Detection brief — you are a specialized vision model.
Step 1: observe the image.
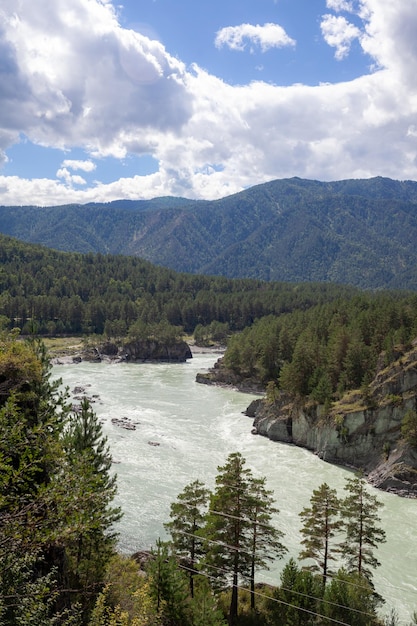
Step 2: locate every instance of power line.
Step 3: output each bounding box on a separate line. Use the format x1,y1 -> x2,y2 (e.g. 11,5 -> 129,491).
176,561 -> 360,626
168,525 -> 417,604
162,494 -> 416,601
175,549 -> 380,621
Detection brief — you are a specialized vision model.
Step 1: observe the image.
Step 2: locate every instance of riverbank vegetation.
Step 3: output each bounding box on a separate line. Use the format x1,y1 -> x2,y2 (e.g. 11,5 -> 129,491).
222,293 -> 417,403
1,331 -> 415,625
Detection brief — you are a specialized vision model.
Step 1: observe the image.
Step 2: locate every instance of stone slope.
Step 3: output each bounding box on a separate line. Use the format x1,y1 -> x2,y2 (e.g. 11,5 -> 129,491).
250,342 -> 417,497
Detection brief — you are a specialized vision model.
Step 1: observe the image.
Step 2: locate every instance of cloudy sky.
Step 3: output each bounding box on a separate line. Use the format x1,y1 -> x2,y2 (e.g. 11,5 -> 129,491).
1,0 -> 417,206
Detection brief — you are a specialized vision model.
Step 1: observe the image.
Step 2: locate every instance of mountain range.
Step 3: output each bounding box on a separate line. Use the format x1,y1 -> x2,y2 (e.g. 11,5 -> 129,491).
1,176 -> 417,290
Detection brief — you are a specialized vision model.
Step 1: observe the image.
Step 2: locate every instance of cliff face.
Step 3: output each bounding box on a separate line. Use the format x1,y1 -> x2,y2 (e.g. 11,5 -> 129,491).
249,343 -> 417,497
82,339 -> 192,363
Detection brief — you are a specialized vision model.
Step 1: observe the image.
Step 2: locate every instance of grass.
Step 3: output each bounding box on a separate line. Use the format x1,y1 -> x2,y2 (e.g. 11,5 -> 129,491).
42,336 -> 84,357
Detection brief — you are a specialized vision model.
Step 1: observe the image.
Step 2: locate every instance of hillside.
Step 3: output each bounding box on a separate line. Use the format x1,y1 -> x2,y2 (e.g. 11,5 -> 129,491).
1,176 -> 417,289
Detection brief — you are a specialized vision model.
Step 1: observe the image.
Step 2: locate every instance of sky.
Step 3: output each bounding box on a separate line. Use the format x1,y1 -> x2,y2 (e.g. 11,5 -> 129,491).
1,0 -> 417,206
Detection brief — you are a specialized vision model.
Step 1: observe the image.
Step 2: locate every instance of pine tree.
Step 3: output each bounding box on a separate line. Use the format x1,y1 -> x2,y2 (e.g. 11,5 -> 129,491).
247,477 -> 287,609
201,452 -> 285,624
322,568 -> 381,626
339,474 -> 386,582
202,452 -> 254,624
62,397 -> 122,606
164,479 -> 210,597
190,577 -> 227,626
299,482 -> 342,588
269,558 -> 321,626
146,539 -> 191,626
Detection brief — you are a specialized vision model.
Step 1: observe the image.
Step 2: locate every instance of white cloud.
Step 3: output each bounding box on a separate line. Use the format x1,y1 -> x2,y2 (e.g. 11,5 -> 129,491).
321,15 -> 361,60
326,0 -> 354,12
56,167 -> 86,185
61,159 -> 96,172
215,23 -> 295,53
0,0 -> 416,205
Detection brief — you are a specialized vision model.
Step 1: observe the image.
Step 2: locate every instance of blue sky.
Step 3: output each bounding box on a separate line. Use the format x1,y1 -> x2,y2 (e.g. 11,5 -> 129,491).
0,0 -> 417,205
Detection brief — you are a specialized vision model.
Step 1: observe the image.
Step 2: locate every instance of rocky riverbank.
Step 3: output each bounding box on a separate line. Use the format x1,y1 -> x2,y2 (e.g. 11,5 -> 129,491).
51,337 -> 192,364
197,345 -> 417,497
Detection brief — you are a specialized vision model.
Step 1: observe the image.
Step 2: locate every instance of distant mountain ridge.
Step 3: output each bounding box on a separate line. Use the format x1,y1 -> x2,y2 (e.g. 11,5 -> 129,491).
1,176 -> 417,290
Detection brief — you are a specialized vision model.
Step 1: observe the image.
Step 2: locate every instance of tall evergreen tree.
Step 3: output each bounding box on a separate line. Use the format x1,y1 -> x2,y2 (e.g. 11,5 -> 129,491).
202,452 -> 285,624
62,397 -> 122,607
146,539 -> 191,626
202,452 -> 254,625
247,477 -> 287,610
339,474 -> 386,582
298,482 -> 342,588
164,479 -> 210,597
0,334 -> 122,623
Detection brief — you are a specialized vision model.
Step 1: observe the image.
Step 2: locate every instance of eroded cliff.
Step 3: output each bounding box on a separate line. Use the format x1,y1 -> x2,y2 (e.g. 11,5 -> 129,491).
249,342 -> 417,496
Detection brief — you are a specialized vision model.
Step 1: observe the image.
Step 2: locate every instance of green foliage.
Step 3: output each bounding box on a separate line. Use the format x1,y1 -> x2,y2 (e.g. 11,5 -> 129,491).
189,577 -> 227,626
201,452 -> 286,622
339,474 -> 386,582
3,177 -> 417,289
88,553 -> 166,626
0,232 -> 361,339
299,483 -> 342,588
223,292 -> 417,399
267,558 -> 322,626
164,480 -> 210,597
0,333 -> 121,624
146,540 -> 191,626
201,452 -> 254,623
322,569 -> 381,626
401,409 -> 417,447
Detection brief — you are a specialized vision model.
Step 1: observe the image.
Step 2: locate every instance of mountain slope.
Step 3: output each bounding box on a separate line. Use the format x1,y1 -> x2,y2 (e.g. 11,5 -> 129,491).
1,176 -> 417,289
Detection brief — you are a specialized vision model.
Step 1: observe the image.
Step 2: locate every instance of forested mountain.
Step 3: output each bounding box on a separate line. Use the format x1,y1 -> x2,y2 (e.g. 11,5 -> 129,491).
2,176 -> 417,289
0,233 -> 358,336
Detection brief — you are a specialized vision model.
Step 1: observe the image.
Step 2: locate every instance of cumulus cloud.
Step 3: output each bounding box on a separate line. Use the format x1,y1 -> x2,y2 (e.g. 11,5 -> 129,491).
61,159 -> 96,172
326,0 -> 354,11
321,14 -> 361,60
56,167 -> 87,185
215,23 -> 295,53
0,0 -> 416,205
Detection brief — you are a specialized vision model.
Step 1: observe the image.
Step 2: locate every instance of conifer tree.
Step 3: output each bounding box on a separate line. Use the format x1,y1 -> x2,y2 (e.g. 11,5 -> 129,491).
202,452 -> 254,624
62,397 -> 122,605
146,539 -> 191,626
189,577 -> 227,626
202,452 -> 285,624
269,558 -> 321,626
298,482 -> 342,588
164,479 -> 210,597
322,568 -> 381,626
339,474 -> 386,582
247,477 -> 287,609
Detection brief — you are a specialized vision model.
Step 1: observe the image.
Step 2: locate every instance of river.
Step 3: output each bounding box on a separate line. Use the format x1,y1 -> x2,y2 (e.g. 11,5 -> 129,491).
53,351 -> 417,623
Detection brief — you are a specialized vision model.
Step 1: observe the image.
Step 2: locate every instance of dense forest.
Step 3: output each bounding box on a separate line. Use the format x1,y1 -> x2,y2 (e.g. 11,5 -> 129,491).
2,233 -> 417,405
222,292 -> 417,402
0,232 -> 358,337
1,332 -> 415,625
2,177 -> 417,289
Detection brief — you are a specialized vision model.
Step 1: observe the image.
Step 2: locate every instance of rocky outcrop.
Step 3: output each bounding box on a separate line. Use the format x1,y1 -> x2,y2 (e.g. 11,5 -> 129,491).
196,357 -> 264,393
248,343 -> 417,497
81,339 -> 192,363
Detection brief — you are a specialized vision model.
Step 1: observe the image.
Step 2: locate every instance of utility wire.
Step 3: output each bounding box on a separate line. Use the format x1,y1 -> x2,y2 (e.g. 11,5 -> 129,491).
174,545 -> 380,621
165,498 -> 416,599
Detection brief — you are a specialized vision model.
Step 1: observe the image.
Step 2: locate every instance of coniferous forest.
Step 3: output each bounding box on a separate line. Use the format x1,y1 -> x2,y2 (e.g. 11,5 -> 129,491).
1,232 -> 417,624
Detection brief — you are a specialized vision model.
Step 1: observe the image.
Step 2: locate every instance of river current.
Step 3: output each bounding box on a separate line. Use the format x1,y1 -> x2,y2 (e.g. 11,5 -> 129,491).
53,351 -> 417,623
